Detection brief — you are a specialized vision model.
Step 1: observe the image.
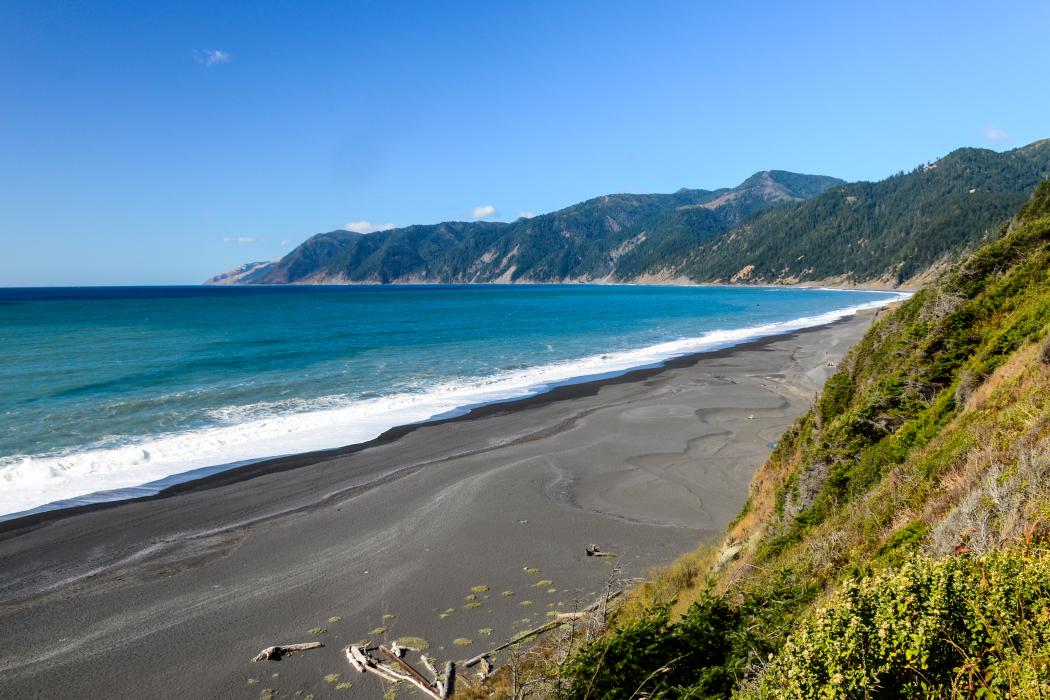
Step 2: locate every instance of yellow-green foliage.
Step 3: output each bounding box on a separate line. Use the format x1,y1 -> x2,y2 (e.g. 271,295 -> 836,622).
749,547 -> 1050,699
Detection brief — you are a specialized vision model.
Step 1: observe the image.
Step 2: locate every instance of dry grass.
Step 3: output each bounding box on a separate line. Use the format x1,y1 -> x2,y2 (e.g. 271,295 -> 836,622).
613,546 -> 717,621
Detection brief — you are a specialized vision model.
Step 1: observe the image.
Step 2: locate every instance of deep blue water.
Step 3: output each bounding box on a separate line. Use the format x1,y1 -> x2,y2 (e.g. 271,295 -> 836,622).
0,284 -> 903,517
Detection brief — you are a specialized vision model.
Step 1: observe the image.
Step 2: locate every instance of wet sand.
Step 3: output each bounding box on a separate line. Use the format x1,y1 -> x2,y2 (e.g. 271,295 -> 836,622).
0,311 -> 874,699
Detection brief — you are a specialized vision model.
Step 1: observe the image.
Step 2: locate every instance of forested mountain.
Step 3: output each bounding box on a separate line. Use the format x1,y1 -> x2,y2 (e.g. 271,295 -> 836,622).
661,139 -> 1050,285
208,141 -> 1050,287
206,171 -> 842,284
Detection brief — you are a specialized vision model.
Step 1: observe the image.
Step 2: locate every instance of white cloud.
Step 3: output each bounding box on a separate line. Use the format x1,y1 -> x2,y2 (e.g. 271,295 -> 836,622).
982,126 -> 1010,142
223,236 -> 256,244
344,220 -> 397,234
195,49 -> 230,66
280,239 -> 291,246
516,210 -> 536,219
470,204 -> 497,220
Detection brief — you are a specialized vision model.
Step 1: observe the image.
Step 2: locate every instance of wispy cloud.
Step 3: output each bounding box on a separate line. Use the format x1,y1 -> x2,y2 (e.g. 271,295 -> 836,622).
223,236 -> 256,244
280,239 -> 291,246
470,204 -> 497,220
982,126 -> 1010,142
195,49 -> 230,66
344,220 -> 396,234
516,210 -> 535,219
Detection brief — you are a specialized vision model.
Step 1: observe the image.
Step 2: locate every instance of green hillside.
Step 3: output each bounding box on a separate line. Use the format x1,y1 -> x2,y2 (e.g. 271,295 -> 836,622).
634,140 -> 1050,285
207,171 -> 843,284
496,181 -> 1050,698
210,142 -> 1050,288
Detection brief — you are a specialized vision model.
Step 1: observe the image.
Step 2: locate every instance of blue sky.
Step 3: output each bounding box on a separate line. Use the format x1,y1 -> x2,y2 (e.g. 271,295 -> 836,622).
1,1 -> 1047,286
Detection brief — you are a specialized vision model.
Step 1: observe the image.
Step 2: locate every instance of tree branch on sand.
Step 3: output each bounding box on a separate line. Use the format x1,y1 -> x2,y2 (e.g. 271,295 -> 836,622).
251,642 -> 323,662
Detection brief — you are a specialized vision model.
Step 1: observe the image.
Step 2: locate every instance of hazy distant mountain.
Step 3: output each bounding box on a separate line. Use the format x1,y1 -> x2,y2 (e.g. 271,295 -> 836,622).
205,171 -> 843,285
207,141 -> 1050,287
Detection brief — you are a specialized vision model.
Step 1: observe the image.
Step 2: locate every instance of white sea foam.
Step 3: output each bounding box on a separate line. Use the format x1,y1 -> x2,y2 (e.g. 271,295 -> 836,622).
0,292 -> 909,518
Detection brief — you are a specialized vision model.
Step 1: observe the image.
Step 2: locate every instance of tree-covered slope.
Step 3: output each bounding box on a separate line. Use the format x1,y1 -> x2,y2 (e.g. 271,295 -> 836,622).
661,140 -> 1050,286
209,141 -> 1050,289
206,171 -> 842,284
543,180 -> 1050,698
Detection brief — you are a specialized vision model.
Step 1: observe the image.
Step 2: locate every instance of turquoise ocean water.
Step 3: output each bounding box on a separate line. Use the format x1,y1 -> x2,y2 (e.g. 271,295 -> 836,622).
0,285 -> 904,519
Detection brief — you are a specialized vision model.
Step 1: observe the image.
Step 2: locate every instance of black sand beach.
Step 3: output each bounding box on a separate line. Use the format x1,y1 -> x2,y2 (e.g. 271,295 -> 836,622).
0,312 -> 874,699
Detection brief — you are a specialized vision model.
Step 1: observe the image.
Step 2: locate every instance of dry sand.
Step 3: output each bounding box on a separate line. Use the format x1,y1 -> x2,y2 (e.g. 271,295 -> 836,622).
0,311 -> 875,699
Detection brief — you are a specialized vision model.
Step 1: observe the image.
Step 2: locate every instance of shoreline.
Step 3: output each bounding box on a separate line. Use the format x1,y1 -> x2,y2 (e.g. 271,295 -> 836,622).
1,307 -> 887,536
2,292 -> 905,526
0,310 -> 876,698
201,279 -> 913,292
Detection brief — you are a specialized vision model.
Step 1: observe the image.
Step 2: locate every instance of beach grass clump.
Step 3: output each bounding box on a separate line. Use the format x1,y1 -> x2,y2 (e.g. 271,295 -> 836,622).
464,593 -> 477,601
308,627 -> 326,636
335,682 -> 353,690
370,626 -> 387,635
501,590 -> 515,597
464,602 -> 481,609
547,588 -> 557,594
478,628 -> 494,636
259,689 -> 274,700
452,637 -> 472,646
470,585 -> 490,593
519,600 -> 533,606
323,673 -> 341,683
395,636 -> 430,651
532,579 -> 553,587
247,678 -> 258,685
382,613 -> 396,621
327,616 -> 341,623
524,566 -> 540,574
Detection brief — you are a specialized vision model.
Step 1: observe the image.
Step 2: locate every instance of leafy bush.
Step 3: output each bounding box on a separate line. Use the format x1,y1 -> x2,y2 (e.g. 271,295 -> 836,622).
748,547 -> 1050,699
560,594 -> 739,699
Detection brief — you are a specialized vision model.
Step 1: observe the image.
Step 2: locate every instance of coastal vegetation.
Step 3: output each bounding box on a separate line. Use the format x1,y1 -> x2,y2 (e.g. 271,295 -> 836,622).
472,180 -> 1050,697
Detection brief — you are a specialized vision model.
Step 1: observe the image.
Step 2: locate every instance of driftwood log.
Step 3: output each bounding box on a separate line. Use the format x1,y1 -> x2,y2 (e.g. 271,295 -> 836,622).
251,642 -> 323,662
464,589 -> 623,667
345,644 -> 454,699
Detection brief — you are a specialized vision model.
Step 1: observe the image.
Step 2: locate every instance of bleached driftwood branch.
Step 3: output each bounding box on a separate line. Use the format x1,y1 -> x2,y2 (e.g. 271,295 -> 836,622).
251,642 -> 323,662
463,589 -> 623,667
345,644 -> 454,699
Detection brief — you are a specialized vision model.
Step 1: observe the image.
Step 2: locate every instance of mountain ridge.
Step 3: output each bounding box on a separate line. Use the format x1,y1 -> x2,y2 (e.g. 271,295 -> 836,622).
208,140 -> 1050,288
205,170 -> 843,285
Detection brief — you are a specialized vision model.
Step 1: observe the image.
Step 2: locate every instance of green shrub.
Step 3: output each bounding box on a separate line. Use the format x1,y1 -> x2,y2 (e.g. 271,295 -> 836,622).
561,594 -> 738,699
748,547 -> 1050,699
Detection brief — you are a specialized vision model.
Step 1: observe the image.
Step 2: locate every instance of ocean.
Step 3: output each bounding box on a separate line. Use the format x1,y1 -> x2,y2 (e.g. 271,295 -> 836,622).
0,284 -> 905,519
